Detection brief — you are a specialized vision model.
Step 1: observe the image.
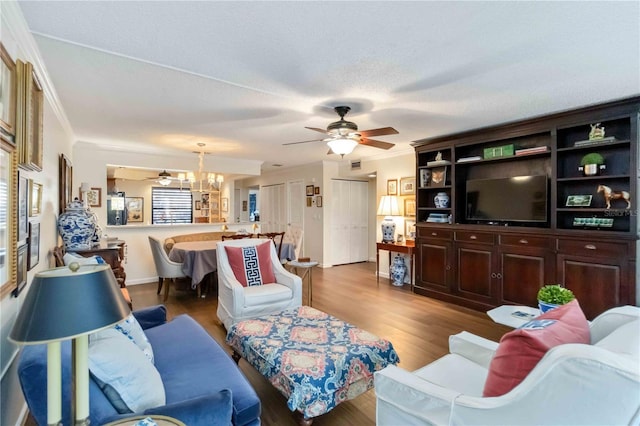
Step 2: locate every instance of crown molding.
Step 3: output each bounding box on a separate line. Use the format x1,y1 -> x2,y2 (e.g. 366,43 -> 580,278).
2,1 -> 75,140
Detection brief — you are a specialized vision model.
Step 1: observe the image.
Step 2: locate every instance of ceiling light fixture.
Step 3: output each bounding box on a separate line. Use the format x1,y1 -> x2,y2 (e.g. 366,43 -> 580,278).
156,170 -> 173,186
177,143 -> 224,192
326,137 -> 358,157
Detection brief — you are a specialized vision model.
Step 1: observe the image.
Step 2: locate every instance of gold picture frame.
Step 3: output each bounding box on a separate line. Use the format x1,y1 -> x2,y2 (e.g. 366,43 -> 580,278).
125,197 -> 144,223
59,154 -> 72,214
29,179 -> 42,216
387,179 -> 398,195
400,176 -> 416,195
404,198 -> 416,217
16,61 -> 43,171
222,197 -> 229,212
0,42 -> 17,142
0,138 -> 17,298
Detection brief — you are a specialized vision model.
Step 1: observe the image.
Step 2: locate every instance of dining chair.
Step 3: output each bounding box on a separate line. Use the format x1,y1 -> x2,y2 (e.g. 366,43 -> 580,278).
258,232 -> 286,260
148,236 -> 187,301
221,234 -> 254,241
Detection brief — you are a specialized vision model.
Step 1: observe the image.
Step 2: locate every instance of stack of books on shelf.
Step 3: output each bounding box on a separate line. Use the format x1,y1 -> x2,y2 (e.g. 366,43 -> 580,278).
457,156 -> 482,163
426,213 -> 449,223
515,146 -> 549,156
574,136 -> 618,147
426,159 -> 452,167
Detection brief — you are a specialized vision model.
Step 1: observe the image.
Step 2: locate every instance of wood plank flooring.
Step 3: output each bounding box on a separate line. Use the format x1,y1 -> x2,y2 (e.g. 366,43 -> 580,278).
127,262 -> 510,426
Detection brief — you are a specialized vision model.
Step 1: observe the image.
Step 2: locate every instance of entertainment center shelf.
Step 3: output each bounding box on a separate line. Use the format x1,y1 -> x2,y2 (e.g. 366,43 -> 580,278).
411,96 -> 639,320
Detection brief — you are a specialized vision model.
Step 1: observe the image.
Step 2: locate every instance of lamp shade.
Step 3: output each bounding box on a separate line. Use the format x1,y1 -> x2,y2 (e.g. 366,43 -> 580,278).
327,138 -> 358,156
377,195 -> 401,217
9,265 -> 130,344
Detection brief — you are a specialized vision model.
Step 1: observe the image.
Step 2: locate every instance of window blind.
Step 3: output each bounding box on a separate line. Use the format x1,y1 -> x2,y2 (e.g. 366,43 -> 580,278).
151,187 -> 192,224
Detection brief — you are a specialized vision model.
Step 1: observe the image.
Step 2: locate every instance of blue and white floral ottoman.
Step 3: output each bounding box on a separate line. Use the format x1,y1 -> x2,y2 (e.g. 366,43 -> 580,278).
226,306 -> 400,422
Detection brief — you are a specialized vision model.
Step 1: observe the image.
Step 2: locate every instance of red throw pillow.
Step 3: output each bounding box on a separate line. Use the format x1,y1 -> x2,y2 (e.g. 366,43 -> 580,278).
224,241 -> 276,287
482,299 -> 590,397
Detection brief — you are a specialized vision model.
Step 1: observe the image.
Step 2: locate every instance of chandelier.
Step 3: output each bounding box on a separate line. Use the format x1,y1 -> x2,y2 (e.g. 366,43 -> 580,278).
177,143 -> 224,192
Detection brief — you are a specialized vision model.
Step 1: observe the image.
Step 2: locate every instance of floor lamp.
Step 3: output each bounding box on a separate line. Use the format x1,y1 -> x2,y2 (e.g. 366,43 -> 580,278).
9,264 -> 130,426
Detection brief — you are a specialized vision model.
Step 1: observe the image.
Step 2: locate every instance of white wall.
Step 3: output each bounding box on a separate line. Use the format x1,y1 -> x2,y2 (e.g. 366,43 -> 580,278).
1,3 -> 76,425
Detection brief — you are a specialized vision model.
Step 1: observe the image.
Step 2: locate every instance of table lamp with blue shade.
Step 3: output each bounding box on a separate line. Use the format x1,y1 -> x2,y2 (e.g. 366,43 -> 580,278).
9,264 -> 130,426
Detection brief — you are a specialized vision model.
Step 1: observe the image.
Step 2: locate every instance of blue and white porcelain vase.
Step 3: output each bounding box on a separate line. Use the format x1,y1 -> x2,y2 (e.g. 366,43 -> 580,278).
434,192 -> 450,208
58,198 -> 97,250
390,254 -> 407,286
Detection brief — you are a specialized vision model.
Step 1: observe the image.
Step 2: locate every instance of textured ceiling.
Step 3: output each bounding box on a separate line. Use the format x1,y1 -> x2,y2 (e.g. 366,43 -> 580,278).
17,1 -> 640,172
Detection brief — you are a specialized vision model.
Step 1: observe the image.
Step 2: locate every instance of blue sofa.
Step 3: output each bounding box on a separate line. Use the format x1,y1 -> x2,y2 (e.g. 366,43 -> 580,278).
17,305 -> 261,425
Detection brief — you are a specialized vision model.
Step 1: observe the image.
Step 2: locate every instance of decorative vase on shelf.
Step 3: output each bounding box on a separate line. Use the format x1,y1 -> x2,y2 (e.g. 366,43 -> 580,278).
434,192 -> 450,208
390,254 -> 407,286
57,198 -> 97,251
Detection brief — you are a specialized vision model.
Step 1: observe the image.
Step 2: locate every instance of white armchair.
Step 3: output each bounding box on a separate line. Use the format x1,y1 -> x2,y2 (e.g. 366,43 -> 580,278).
375,306 -> 640,425
216,238 -> 302,329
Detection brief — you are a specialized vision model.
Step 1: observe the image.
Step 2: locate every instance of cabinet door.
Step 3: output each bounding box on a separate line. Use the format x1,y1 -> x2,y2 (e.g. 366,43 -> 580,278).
500,247 -> 553,307
416,238 -> 452,292
557,254 -> 628,320
455,242 -> 497,303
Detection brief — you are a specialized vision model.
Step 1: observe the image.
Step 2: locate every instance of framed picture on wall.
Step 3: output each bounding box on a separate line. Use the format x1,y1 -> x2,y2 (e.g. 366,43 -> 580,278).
29,180 -> 42,216
0,42 -> 16,141
404,198 -> 416,216
18,172 -> 28,244
387,179 -> 398,195
59,154 -> 72,214
14,244 -> 28,297
222,197 -> 229,212
400,176 -> 416,195
125,197 -> 144,222
28,221 -> 40,270
80,187 -> 102,207
306,185 -> 314,196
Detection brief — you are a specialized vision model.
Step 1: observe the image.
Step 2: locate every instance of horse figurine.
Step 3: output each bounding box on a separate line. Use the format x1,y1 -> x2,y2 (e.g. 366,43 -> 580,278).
597,184 -> 631,209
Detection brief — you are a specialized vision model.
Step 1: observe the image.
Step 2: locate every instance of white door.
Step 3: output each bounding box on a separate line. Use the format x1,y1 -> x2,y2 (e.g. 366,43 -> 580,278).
330,179 -> 368,265
261,183 -> 285,233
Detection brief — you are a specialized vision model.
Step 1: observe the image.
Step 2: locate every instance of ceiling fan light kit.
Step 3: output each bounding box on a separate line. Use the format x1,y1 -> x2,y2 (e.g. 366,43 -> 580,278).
327,138 -> 359,156
283,105 -> 398,156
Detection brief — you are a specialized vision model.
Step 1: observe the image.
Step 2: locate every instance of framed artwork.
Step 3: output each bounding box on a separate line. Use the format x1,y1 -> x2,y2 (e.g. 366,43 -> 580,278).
27,221 -> 40,270
0,139 -> 17,298
429,166 -> 447,187
16,61 -> 43,171
405,219 -> 416,239
306,185 -> 314,196
201,193 -> 210,208
404,198 -> 416,216
125,197 -> 144,222
306,197 -> 312,207
314,186 -> 320,195
400,176 -> 416,195
566,195 -> 592,207
222,197 -> 229,212
14,244 -> 27,297
316,195 -> 322,207
29,179 -> 42,216
0,42 -> 16,141
420,169 -> 431,187
242,200 -> 247,211
59,153 -> 72,214
195,200 -> 201,210
387,179 -> 398,195
18,172 -> 28,244
80,187 -> 102,207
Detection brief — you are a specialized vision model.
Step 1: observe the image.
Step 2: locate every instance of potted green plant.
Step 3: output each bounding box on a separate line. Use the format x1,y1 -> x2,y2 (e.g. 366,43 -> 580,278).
537,284 -> 575,313
579,152 -> 605,176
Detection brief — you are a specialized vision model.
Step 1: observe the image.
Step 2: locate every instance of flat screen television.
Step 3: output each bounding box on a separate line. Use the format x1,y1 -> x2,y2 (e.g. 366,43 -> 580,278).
466,175 -> 548,224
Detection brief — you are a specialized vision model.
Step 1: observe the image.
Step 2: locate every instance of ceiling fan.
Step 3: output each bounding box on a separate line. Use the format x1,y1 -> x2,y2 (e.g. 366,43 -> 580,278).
145,170 -> 180,186
283,106 -> 398,157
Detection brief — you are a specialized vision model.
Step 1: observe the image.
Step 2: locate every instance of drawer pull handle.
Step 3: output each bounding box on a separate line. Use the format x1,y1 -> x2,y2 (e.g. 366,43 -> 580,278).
469,235 -> 477,240
431,232 -> 437,236
519,239 -> 529,244
585,244 -> 597,250
491,272 -> 497,278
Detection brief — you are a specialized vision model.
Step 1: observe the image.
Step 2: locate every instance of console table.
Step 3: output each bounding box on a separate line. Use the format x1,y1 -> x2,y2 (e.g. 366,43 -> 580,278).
376,240 -> 415,287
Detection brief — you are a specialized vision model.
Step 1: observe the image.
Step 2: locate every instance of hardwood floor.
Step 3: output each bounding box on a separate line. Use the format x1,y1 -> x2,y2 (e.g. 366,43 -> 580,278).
127,262 -> 511,426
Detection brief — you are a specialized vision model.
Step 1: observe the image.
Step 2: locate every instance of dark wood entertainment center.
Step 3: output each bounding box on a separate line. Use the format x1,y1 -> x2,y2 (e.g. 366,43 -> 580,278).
412,96 -> 639,319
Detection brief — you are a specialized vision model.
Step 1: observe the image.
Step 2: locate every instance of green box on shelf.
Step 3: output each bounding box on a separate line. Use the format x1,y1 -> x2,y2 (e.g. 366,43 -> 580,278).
483,144 -> 514,159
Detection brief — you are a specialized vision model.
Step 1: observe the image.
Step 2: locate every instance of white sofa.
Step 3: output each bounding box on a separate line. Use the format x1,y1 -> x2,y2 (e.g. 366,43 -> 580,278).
375,305 -> 640,425
216,238 -> 302,330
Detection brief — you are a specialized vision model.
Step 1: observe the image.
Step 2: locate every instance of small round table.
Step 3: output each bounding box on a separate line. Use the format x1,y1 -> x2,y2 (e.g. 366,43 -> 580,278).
103,415 -> 186,426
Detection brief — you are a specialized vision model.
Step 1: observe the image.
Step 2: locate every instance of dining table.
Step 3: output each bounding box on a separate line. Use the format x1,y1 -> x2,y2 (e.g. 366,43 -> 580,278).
168,240 -> 296,290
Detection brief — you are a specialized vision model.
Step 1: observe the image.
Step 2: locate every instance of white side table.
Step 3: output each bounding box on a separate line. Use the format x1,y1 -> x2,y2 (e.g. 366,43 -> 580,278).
487,305 -> 540,328
286,260 -> 318,306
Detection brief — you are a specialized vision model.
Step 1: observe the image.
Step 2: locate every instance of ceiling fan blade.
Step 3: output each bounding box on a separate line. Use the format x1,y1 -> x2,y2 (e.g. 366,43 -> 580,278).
305,126 -> 329,134
327,148 -> 334,155
358,127 -> 399,137
282,138 -> 324,146
359,138 -> 395,150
